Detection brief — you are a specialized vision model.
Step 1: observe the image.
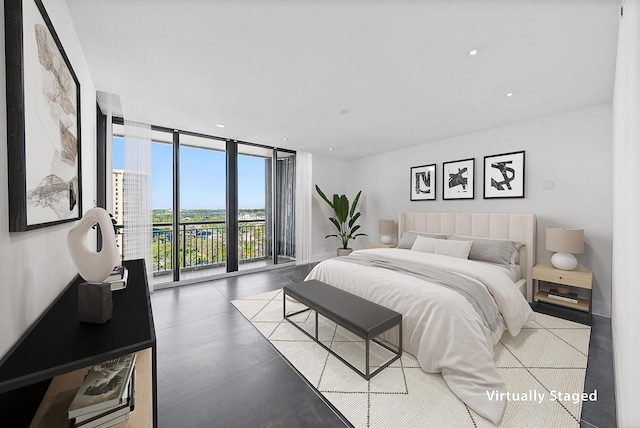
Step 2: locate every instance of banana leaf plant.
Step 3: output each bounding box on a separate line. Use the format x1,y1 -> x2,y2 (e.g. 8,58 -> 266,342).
315,185 -> 366,249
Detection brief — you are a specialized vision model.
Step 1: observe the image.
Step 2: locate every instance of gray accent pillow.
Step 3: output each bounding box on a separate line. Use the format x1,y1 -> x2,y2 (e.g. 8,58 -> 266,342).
448,235 -> 523,267
398,231 -> 447,249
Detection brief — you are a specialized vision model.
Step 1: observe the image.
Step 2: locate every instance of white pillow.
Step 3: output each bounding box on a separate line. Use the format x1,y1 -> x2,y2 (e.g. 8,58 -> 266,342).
410,235 -> 439,253
397,231 -> 447,249
411,236 -> 473,259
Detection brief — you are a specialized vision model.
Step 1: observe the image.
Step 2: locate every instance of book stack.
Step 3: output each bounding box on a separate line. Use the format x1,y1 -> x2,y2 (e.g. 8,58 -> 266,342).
68,353 -> 136,428
107,265 -> 128,291
547,288 -> 579,304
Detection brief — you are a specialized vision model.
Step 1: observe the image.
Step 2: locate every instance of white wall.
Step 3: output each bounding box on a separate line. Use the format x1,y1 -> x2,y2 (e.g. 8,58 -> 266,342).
325,104 -> 612,316
612,1 -> 640,426
0,0 -> 96,358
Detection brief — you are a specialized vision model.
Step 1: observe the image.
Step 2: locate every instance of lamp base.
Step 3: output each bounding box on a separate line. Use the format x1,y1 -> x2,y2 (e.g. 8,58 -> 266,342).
380,235 -> 392,244
78,282 -> 112,324
551,252 -> 578,271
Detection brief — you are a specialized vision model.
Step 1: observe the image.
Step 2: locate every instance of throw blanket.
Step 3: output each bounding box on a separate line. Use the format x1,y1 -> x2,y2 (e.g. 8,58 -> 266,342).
334,252 -> 503,333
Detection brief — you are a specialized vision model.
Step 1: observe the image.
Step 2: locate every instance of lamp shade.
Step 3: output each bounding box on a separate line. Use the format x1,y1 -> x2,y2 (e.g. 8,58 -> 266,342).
546,228 -> 584,254
378,219 -> 395,235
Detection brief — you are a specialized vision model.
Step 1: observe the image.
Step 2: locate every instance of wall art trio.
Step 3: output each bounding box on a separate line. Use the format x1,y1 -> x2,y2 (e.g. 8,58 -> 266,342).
410,151 -> 525,201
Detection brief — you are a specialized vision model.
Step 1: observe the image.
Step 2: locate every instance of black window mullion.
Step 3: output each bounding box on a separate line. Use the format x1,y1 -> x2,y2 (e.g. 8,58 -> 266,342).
226,140 -> 238,272
172,131 -> 180,282
271,149 -> 278,265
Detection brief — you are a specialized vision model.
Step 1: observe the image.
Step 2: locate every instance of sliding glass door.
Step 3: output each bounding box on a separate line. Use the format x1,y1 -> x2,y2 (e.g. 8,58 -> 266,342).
179,134 -> 227,280
110,120 -> 295,286
237,144 -> 273,271
149,133 -> 174,286
112,124 -> 175,285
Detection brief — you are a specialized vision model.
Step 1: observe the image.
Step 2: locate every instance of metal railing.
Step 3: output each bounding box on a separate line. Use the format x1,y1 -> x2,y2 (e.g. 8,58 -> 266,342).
117,220 -> 267,273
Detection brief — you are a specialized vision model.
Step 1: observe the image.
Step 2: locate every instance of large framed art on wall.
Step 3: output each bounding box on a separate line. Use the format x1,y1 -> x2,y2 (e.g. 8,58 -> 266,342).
410,164 -> 436,201
443,158 -> 474,200
483,151 -> 525,199
5,0 -> 82,231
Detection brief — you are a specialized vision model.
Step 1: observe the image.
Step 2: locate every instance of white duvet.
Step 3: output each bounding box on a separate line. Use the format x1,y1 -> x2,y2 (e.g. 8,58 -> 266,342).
305,248 -> 535,424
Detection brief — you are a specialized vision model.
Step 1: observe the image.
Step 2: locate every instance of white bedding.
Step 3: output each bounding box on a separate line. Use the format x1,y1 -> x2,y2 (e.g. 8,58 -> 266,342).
476,260 -> 522,283
305,248 -> 535,423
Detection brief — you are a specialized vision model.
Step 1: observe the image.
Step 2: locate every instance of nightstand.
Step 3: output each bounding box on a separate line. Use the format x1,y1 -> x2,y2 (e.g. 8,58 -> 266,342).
533,263 -> 593,322
370,243 -> 397,248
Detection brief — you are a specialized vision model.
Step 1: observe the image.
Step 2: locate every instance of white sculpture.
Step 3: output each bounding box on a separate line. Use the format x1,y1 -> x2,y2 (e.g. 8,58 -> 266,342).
67,207 -> 119,284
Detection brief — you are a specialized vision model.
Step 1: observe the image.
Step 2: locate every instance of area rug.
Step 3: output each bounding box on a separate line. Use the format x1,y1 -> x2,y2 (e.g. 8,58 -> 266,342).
231,289 -> 591,427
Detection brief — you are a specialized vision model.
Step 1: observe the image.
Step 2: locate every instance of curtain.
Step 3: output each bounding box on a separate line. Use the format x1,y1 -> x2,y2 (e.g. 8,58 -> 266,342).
265,153 -> 296,260
276,155 -> 296,258
295,151 -> 312,265
612,1 -> 640,426
123,120 -> 153,291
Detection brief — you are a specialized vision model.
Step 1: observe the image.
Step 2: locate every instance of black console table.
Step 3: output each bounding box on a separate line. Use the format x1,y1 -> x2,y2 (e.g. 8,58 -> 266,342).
0,259 -> 157,427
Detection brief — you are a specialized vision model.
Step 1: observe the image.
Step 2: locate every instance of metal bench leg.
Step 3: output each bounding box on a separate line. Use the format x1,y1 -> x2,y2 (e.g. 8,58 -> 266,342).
366,338 -> 370,379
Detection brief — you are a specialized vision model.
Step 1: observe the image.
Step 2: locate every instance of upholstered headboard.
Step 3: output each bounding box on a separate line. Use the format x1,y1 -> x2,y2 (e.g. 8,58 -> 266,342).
398,212 -> 537,302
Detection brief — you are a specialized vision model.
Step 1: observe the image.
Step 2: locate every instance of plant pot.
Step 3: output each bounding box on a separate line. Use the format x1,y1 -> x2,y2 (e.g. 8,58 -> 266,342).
337,248 -> 353,257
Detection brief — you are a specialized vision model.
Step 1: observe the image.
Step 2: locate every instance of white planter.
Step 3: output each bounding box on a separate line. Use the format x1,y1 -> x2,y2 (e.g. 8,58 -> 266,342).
337,248 -> 353,257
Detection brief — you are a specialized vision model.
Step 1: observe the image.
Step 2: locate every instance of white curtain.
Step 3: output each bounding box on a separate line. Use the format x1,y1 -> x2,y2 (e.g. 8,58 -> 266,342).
295,151 -> 312,265
612,1 -> 640,426
123,121 -> 153,291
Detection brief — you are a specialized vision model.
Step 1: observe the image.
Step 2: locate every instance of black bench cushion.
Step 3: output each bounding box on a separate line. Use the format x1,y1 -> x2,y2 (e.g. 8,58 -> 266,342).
284,280 -> 402,339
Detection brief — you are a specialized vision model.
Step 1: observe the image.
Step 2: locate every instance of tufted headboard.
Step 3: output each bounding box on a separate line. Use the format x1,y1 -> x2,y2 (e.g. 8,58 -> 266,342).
398,212 -> 537,302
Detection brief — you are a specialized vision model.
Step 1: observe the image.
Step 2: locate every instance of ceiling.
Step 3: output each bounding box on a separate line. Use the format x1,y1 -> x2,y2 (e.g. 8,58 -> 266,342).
66,0 -> 620,160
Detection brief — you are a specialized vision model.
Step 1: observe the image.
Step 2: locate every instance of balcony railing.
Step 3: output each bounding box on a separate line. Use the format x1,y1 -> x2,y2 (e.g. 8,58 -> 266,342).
116,220 -> 267,274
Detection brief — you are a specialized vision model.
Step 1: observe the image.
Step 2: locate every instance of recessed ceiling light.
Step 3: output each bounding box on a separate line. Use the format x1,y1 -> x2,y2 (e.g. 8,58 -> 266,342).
338,109 -> 350,115
468,49 -> 478,56
282,138 -> 288,141
506,92 -> 513,97
329,148 -> 334,151
216,123 -> 225,128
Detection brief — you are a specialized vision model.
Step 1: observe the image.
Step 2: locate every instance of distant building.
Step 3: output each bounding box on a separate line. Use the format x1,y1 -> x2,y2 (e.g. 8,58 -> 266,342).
112,170 -> 124,256
112,170 -> 124,226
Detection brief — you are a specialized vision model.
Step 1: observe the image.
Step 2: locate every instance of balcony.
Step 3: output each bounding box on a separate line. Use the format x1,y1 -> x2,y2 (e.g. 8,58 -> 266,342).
116,219 -> 286,286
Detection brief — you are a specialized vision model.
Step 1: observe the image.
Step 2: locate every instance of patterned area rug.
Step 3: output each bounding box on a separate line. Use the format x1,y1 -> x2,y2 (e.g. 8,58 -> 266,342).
232,289 -> 591,427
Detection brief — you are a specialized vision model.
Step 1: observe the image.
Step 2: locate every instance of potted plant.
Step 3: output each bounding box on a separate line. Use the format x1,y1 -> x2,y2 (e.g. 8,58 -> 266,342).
315,185 -> 366,256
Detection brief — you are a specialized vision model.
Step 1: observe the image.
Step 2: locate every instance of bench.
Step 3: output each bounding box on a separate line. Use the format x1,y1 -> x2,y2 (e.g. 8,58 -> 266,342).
283,280 -> 402,380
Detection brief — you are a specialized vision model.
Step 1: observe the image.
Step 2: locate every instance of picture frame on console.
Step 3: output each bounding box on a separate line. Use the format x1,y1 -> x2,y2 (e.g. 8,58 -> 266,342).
483,150 -> 525,199
442,158 -> 475,200
5,0 -> 82,231
410,164 -> 436,201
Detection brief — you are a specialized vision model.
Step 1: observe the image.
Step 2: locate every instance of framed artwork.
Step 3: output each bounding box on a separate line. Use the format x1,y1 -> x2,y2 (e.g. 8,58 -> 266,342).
5,0 -> 82,231
410,164 -> 436,201
443,158 -> 474,200
483,151 -> 525,199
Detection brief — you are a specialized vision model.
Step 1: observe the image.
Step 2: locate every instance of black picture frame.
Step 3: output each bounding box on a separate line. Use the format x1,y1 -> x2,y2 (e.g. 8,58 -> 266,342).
483,151 -> 525,199
442,158 -> 475,200
5,0 -> 82,231
410,164 -> 436,201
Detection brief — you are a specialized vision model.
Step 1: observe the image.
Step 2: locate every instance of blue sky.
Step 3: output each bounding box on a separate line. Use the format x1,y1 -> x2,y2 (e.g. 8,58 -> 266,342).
113,138 -> 266,209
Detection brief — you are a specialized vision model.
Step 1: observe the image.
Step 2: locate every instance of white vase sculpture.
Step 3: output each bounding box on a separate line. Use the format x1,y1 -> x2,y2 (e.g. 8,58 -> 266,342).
67,207 -> 119,284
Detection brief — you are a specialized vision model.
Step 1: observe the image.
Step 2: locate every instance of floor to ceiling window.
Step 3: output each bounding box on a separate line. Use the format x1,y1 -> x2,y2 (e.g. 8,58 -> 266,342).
109,118 -> 295,287
113,124 -> 175,285
178,134 -> 227,280
237,144 -> 273,271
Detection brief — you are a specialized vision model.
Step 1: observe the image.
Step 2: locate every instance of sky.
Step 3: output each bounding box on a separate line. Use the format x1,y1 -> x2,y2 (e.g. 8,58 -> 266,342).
113,138 -> 266,209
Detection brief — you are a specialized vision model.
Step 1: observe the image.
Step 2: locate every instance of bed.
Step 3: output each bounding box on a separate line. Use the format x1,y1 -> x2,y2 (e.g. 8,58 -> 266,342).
305,212 -> 537,424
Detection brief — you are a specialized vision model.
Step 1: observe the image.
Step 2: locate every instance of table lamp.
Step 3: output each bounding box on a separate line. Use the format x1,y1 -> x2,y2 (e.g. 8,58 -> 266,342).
546,227 -> 584,271
378,219 -> 395,244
